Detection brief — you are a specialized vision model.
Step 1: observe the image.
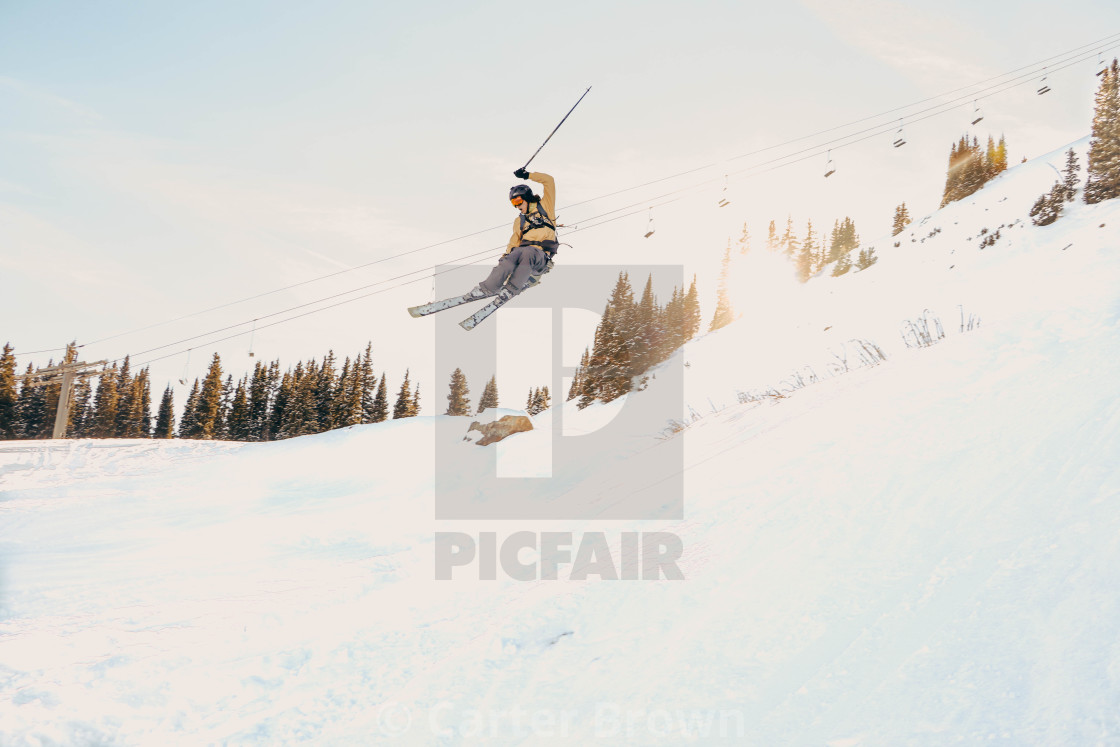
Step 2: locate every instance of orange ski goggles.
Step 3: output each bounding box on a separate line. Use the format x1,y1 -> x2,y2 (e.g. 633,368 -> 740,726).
510,196 -> 525,206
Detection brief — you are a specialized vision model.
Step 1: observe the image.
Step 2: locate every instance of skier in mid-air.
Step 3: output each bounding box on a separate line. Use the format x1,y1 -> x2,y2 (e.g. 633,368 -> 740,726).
408,87 -> 588,328
407,168 -> 560,328
470,167 -> 558,301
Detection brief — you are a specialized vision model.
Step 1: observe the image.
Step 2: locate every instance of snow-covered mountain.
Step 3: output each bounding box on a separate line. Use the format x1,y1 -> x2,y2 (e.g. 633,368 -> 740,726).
3,139 -> 1120,745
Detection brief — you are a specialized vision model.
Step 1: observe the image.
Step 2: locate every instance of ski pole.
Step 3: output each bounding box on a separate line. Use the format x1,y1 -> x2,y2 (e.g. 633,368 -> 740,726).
520,86 -> 592,171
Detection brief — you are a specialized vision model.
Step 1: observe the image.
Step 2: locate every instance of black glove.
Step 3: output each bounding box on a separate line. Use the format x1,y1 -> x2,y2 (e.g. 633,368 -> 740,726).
514,168 -> 531,180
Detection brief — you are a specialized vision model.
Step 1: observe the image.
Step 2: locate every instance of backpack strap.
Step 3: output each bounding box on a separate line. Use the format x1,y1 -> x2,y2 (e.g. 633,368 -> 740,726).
519,201 -> 556,237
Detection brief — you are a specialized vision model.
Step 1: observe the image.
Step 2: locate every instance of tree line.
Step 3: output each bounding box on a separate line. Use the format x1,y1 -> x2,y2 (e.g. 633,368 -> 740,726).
567,273 -> 702,407
0,342 -> 434,442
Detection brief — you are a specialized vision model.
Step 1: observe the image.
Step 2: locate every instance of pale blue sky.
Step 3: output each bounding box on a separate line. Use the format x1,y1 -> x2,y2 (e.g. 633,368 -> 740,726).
3,1 -> 1119,407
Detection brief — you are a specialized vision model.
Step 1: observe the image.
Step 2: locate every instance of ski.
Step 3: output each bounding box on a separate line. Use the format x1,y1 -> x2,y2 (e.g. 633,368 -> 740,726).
459,293 -> 513,330
408,290 -> 492,318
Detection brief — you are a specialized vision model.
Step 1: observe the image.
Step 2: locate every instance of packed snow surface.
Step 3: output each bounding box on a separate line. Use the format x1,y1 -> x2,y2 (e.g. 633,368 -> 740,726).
3,141 -> 1120,744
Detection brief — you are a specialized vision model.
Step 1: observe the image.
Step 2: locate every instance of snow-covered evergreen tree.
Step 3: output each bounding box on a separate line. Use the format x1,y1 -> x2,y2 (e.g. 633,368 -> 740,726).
1062,148 -> 1081,202
0,344 -> 17,439
370,373 -> 389,423
709,244 -> 736,331
392,370 -> 414,419
891,202 -> 911,236
766,220 -> 779,252
1085,59 -> 1120,204
736,222 -> 751,254
856,247 -> 879,271
195,354 -> 225,439
91,363 -> 120,438
1030,182 -> 1066,226
226,378 -> 250,440
477,374 -> 499,413
178,379 -> 200,439
446,368 -> 470,416
154,385 -> 175,439
796,220 -> 817,283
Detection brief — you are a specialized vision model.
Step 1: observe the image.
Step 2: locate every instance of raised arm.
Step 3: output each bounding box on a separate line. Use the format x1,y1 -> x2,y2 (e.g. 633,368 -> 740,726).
529,172 -> 556,220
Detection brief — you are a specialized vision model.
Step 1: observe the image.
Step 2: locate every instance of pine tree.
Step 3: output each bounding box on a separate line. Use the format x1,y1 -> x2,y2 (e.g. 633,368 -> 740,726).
525,386 -> 551,415
1085,59 -> 1120,204
941,135 -> 982,206
268,371 -> 292,438
357,343 -> 376,424
154,385 -> 175,438
1062,148 -> 1081,202
796,220 -> 817,283
891,203 -> 912,236
941,134 -> 1005,206
856,247 -> 879,271
1030,182 -> 1066,226
579,306 -> 611,410
736,222 -> 751,254
214,373 -> 232,438
411,382 -> 421,417
195,353 -> 225,439
683,276 -> 701,342
0,344 -> 17,439
660,287 -> 684,359
90,363 -> 120,438
984,136 -> 998,181
178,379 -> 200,438
280,362 -> 318,438
962,135 -> 986,197
227,377 -> 251,440
446,368 -> 471,415
246,361 -> 273,441
568,349 -> 589,402
68,376 -> 93,438
114,357 -> 135,438
831,252 -> 853,277
766,220 -> 779,252
632,274 -> 661,375
315,351 -> 337,431
392,370 -> 414,419
116,367 -> 147,439
477,374 -> 499,413
709,244 -> 736,331
332,356 -> 360,428
827,217 -> 859,265
371,373 -> 389,423
595,273 -> 637,402
122,368 -> 152,438
781,216 -> 799,258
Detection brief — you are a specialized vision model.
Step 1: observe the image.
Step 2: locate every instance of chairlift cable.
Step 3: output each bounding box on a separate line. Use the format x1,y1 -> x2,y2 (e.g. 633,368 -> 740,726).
46,32 -> 1120,359
122,42 -> 1120,370
28,36 -> 1120,369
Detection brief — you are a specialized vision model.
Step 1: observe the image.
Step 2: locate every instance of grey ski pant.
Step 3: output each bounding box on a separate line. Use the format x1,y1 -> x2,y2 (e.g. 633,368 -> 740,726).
479,245 -> 548,295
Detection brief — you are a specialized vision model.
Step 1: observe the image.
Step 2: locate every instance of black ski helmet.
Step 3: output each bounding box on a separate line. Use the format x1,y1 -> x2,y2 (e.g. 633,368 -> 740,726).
509,184 -> 534,203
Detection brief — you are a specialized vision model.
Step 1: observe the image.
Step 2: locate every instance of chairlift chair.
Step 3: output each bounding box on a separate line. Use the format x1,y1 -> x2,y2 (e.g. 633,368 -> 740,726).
247,319 -> 257,358
823,150 -> 835,178
1097,53 -> 1107,77
178,349 -> 191,385
717,175 -> 731,207
644,208 -> 656,238
971,100 -> 984,126
893,119 -> 907,148
1037,69 -> 1050,95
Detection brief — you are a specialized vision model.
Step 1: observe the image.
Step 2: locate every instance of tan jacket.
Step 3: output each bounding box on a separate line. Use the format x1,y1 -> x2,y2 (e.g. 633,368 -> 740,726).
506,172 -> 557,253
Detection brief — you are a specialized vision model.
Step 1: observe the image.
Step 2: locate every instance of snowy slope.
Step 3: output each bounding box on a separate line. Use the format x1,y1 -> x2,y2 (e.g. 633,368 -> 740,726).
3,141 -> 1120,745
